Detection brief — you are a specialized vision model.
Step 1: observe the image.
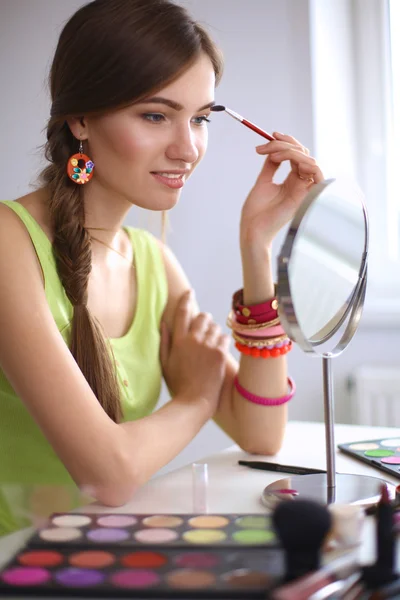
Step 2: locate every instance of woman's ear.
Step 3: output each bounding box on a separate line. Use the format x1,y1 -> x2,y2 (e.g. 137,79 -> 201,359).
66,116 -> 88,140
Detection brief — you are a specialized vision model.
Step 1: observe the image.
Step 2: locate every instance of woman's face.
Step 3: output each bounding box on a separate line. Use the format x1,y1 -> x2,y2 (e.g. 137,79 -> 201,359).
83,53 -> 216,211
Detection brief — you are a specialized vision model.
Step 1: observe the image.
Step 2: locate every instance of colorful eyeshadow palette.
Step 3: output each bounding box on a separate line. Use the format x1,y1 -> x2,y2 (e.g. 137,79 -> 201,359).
27,513 -> 278,549
0,513 -> 284,598
338,437 -> 400,480
0,546 -> 284,598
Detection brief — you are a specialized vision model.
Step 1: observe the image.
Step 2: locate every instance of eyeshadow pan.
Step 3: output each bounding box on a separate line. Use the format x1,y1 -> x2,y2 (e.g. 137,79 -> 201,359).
223,568 -> 271,588
111,568 -> 160,588
18,550 -> 63,567
87,528 -> 130,543
97,515 -> 137,528
142,515 -> 183,528
55,567 -> 105,587
121,551 -> 167,568
364,449 -> 394,458
174,552 -> 221,568
232,529 -> 275,544
348,442 -> 380,451
166,568 -> 216,588
69,550 -> 115,568
381,456 -> 400,464
235,516 -> 270,529
1,567 -> 51,586
52,515 -> 92,528
182,529 -> 227,544
188,515 -> 229,529
40,527 -> 82,542
380,439 -> 400,447
134,528 -> 178,543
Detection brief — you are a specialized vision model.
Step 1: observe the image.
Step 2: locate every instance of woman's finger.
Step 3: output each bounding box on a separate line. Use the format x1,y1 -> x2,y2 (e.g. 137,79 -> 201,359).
173,290 -> 192,345
267,149 -> 316,165
217,333 -> 231,353
298,162 -> 324,184
256,140 -> 303,155
190,312 -> 213,338
203,322 -> 222,346
273,131 -> 309,154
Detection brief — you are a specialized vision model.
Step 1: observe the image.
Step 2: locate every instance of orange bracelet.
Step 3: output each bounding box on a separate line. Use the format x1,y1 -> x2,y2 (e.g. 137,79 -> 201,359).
235,341 -> 292,358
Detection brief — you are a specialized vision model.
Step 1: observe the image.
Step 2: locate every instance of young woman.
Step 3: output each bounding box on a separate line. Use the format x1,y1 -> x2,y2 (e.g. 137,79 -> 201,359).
0,0 -> 323,509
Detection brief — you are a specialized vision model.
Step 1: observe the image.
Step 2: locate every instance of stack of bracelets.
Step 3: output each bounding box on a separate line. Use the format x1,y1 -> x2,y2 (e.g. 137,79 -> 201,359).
228,287 -> 295,406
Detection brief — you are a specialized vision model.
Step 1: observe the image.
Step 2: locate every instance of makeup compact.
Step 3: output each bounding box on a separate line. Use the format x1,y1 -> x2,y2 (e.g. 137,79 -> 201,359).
0,512 -> 285,598
338,438 -> 400,481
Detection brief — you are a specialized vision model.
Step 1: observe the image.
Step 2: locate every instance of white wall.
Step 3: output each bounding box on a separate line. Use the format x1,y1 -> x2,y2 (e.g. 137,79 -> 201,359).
1,0 -> 398,476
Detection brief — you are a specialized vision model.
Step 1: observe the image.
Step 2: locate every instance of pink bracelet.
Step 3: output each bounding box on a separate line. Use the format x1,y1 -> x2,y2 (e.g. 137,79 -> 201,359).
234,375 -> 295,406
234,324 -> 286,339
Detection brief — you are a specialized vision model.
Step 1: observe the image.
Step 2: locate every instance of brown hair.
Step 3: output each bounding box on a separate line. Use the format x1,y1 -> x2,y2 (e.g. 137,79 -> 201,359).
39,0 -> 224,422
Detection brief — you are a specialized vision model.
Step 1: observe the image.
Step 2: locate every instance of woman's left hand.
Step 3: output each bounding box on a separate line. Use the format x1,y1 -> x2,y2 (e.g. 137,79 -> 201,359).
240,132 -> 324,248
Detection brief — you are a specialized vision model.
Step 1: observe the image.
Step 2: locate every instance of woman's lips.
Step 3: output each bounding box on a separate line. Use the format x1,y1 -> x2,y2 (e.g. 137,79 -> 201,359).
151,172 -> 185,189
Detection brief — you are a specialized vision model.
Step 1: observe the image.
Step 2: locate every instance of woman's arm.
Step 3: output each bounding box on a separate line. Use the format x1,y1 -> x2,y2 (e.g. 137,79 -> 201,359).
157,241 -> 286,456
159,133 -> 324,456
0,205 -> 227,506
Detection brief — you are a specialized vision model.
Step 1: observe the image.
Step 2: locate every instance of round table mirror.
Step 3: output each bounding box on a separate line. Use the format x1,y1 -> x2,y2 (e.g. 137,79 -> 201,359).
262,178 -> 395,506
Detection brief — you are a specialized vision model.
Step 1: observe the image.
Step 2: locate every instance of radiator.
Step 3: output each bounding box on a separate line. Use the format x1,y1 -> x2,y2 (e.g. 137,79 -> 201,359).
347,365 -> 400,426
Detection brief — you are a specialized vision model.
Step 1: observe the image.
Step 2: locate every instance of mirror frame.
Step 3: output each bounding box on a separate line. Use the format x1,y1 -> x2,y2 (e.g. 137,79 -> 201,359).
277,178 -> 369,357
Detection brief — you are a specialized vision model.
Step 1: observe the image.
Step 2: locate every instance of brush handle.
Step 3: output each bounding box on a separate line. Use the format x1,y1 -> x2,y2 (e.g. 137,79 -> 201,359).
242,118 -> 275,141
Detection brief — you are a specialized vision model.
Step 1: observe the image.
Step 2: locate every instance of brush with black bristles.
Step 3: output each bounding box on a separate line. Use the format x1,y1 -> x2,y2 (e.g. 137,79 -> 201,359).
210,104 -> 275,141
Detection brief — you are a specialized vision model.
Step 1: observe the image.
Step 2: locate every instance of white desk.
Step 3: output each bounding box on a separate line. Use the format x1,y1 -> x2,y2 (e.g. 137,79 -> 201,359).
1,421 -> 399,568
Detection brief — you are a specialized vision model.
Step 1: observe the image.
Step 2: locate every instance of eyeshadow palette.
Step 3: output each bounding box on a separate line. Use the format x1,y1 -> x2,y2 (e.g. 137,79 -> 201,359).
0,513 -> 284,598
28,513 -> 278,549
0,546 -> 284,597
338,437 -> 400,480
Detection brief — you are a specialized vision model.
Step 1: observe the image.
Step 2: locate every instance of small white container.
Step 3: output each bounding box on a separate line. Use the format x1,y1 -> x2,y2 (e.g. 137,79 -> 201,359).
328,503 -> 365,547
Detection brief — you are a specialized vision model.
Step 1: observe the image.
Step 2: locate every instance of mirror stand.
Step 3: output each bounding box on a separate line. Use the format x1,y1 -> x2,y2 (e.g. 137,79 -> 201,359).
263,352 -> 396,507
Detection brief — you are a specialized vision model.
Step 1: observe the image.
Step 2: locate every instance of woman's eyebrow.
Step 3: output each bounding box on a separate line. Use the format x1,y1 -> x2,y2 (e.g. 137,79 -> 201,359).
137,97 -> 215,111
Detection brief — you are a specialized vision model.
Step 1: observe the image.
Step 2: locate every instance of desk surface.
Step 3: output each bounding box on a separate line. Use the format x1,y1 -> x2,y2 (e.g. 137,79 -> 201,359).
1,420 -> 399,569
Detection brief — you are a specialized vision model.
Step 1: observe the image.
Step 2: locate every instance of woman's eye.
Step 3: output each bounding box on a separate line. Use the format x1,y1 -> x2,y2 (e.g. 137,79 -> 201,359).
192,116 -> 211,126
141,113 -> 211,125
142,113 -> 165,123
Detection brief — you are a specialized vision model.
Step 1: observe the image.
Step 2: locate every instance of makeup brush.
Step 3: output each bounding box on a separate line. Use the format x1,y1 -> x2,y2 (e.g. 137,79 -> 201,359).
210,105 -> 275,141
362,483 -> 398,590
272,498 -> 332,583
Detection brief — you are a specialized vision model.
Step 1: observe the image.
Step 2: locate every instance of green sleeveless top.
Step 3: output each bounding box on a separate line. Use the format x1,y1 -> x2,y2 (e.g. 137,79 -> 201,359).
0,201 -> 168,488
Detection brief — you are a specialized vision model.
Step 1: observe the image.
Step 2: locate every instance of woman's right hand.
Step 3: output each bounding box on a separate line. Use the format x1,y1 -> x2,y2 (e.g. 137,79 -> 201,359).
160,290 -> 230,416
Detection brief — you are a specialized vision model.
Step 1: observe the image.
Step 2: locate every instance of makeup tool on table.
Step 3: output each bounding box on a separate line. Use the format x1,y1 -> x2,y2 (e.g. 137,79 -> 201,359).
210,105 -> 275,141
272,498 -> 332,583
0,510 -> 286,597
239,460 -> 326,476
0,495 -> 363,598
339,438 -> 400,482
269,498 -> 362,600
361,484 -> 398,591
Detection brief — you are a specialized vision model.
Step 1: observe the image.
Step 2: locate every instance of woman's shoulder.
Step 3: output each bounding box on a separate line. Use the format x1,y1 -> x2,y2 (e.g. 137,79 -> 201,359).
0,189 -> 53,242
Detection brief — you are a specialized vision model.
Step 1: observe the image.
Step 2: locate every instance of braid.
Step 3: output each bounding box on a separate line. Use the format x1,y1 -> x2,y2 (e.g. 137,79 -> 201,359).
40,120 -> 122,422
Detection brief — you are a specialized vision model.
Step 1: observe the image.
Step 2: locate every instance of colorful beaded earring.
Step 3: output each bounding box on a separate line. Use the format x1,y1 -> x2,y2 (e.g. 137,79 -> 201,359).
67,137 -> 95,184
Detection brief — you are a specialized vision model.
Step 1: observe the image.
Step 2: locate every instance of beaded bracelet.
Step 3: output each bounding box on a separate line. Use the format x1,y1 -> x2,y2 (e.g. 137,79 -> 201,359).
235,341 -> 292,358
233,332 -> 290,348
234,375 -> 296,406
227,311 -> 281,331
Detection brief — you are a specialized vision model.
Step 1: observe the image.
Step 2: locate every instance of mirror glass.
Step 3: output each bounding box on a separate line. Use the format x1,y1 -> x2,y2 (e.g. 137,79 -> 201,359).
281,178 -> 367,344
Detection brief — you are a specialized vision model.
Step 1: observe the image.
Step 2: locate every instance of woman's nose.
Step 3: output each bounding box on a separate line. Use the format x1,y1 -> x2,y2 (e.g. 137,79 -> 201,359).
166,125 -> 199,164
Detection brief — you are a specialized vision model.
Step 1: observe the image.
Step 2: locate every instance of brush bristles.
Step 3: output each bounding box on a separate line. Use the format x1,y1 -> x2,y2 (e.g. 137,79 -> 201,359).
210,105 -> 226,112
